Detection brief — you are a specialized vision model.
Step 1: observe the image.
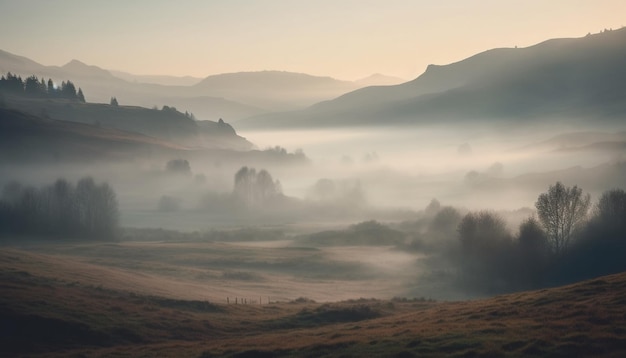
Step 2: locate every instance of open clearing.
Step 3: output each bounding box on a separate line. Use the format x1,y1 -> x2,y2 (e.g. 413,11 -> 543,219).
0,240 -> 420,303
2,242 -> 626,357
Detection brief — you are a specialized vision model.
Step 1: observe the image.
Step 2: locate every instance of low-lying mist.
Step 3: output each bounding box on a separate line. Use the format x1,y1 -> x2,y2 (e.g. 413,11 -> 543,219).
2,120 -> 624,232
239,122 -> 625,212
2,123 -> 625,301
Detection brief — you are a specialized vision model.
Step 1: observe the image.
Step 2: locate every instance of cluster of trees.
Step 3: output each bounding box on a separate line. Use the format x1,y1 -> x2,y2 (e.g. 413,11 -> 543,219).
0,73 -> 85,102
262,146 -> 307,162
309,178 -> 367,208
449,182 -> 626,293
160,105 -> 195,118
233,166 -> 283,207
301,220 -> 405,247
165,158 -> 192,175
0,177 -> 119,239
196,167 -> 286,214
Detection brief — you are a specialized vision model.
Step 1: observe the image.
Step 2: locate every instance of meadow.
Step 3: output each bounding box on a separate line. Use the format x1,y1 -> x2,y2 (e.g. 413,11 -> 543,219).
2,237 -> 626,357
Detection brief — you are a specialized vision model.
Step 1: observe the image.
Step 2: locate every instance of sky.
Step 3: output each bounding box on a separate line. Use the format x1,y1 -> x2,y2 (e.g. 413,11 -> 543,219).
1,0 -> 625,81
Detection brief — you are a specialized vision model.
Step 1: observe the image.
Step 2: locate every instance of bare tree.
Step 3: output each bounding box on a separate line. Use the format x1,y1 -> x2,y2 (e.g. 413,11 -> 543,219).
535,182 -> 590,255
76,177 -> 97,234
94,182 -> 119,237
233,167 -> 282,207
234,166 -> 255,205
0,177 -> 119,239
255,169 -> 279,202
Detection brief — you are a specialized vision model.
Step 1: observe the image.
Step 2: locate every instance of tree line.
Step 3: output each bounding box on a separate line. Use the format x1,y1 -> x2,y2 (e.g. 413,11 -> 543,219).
0,72 -> 85,102
438,183 -> 626,293
0,177 -> 119,239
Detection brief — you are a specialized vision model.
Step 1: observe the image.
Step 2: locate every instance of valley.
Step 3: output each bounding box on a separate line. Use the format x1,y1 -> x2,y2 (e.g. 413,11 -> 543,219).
1,6 -> 626,356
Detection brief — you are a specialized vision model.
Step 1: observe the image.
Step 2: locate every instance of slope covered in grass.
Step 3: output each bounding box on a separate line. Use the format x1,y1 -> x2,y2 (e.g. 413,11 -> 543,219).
1,246 -> 626,357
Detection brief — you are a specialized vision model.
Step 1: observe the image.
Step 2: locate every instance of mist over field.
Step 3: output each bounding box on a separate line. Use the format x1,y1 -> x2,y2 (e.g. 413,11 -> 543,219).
5,123 -> 622,232
241,124 -> 625,211
1,29 -> 625,301
2,2 -> 626,355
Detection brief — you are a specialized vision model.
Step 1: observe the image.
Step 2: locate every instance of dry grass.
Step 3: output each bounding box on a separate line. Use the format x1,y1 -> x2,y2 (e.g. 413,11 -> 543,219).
2,246 -> 626,357
6,242 -> 413,302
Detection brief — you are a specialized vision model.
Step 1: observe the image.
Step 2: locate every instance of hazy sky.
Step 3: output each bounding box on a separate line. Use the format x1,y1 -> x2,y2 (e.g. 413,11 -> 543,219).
1,0 -> 624,80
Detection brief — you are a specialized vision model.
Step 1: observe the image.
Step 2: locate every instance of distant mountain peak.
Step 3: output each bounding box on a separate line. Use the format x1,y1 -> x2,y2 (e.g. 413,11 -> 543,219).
355,73 -> 406,86
199,70 -> 342,82
61,59 -> 114,78
64,59 -> 87,66
193,70 -> 352,91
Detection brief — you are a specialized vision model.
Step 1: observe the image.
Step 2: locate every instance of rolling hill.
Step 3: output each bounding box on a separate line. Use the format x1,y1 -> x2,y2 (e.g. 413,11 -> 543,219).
0,107 -> 189,163
109,70 -> 203,86
191,71 -> 359,110
0,51 -> 404,121
1,91 -> 252,151
238,28 -> 626,128
1,245 -> 626,357
0,49 -> 50,76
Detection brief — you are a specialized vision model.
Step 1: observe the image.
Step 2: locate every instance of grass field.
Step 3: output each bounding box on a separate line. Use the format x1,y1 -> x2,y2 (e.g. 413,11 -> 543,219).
2,240 -> 422,303
2,242 -> 626,357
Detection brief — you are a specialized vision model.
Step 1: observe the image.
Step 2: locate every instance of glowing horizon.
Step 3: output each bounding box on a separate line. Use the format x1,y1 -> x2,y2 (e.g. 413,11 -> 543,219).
0,0 -> 625,81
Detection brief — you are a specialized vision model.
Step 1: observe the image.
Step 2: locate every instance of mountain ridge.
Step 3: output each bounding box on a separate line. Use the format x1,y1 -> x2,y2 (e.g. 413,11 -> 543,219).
237,28 -> 626,128
0,50 -> 403,120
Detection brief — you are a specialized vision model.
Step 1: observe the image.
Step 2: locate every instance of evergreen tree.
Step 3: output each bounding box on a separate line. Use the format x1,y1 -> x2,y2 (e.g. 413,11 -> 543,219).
61,80 -> 77,98
24,75 -> 46,96
2,72 -> 24,93
0,72 -> 86,101
77,88 -> 85,102
47,78 -> 55,95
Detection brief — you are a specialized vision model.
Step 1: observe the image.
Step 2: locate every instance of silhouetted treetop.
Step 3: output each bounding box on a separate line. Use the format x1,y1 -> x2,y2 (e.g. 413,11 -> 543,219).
165,159 -> 191,174
77,88 -> 85,102
0,72 -> 86,102
594,188 -> 626,228
0,177 -> 119,239
233,166 -> 283,207
535,182 -> 590,255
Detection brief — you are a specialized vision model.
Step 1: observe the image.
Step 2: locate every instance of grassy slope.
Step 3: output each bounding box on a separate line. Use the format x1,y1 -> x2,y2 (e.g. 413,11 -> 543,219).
1,247 -> 626,357
0,107 -> 191,163
2,95 -> 253,151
